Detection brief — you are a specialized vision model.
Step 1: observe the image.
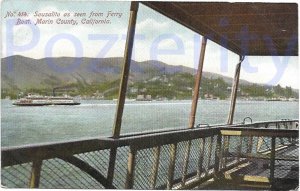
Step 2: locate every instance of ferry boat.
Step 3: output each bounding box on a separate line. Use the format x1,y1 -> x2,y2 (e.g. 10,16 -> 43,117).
13,94 -> 80,106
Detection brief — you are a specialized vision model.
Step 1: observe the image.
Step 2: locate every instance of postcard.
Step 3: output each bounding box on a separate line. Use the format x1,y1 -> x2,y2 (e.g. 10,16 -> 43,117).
1,0 -> 299,190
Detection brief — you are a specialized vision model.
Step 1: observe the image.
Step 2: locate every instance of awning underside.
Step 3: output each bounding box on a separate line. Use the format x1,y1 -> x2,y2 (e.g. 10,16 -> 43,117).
142,2 -> 298,56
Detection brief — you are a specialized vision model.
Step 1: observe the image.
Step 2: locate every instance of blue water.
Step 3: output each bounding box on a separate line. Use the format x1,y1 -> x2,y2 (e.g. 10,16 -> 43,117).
1,99 -> 298,147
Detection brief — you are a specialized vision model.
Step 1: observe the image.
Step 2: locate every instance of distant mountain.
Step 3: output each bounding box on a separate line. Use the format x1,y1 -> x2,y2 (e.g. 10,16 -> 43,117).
1,55 -> 253,91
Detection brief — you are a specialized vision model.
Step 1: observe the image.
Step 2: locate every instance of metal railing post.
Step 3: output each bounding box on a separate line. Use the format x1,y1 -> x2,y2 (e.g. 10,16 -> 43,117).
107,2 -> 139,187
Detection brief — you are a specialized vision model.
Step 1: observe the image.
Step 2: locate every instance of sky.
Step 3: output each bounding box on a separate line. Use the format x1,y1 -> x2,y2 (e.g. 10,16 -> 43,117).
1,0 -> 299,89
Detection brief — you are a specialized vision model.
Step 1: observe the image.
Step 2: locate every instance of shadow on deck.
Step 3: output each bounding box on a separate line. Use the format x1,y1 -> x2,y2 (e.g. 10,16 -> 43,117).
200,145 -> 299,190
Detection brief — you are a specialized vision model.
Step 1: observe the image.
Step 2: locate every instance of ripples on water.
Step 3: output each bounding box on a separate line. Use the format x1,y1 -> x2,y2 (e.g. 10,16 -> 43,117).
1,99 -> 298,147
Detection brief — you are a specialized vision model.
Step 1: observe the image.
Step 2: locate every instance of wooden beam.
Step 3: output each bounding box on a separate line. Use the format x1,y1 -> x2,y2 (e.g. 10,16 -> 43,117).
214,134 -> 222,177
29,160 -> 42,188
60,156 -> 114,189
270,137 -> 276,184
227,55 -> 244,125
183,37 -> 207,186
189,37 -> 207,128
197,138 -> 205,177
108,2 -> 139,187
221,130 -> 242,136
150,146 -> 161,189
224,174 -> 270,183
106,147 -> 117,188
181,141 -> 192,185
219,128 -> 298,138
142,2 -> 241,55
112,2 -> 139,138
125,147 -> 137,189
167,144 -> 177,189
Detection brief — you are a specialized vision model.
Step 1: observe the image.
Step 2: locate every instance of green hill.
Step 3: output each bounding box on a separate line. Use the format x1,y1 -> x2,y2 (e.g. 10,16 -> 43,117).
1,55 -> 298,100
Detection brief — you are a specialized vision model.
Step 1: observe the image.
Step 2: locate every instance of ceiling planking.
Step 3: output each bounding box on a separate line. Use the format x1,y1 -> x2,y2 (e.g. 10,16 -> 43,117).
142,2 -> 298,56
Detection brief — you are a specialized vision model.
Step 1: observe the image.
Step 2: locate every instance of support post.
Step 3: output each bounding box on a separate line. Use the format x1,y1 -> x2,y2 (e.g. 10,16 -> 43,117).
107,147 -> 117,188
182,37 -> 207,186
29,160 -> 42,188
227,55 -> 244,125
189,37 -> 207,128
112,2 -> 139,138
107,2 -> 139,187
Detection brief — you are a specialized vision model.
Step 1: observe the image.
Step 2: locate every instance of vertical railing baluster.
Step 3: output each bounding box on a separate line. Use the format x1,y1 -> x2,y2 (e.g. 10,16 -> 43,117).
270,137 -> 276,187
29,160 -> 42,188
257,137 -> 263,152
107,147 -> 117,188
237,136 -> 243,161
206,136 -> 213,176
223,136 -> 230,167
125,147 -> 137,189
197,138 -> 205,178
181,141 -> 191,186
150,146 -> 161,189
167,144 -> 177,189
214,134 -> 222,178
247,136 -> 253,154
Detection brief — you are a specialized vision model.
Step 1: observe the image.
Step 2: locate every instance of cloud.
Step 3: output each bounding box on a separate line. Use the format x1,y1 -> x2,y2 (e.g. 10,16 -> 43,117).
136,18 -> 170,35
1,1 -> 298,89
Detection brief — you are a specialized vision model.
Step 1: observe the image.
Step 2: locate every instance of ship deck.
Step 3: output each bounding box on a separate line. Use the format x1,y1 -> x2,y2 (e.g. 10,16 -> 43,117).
1,120 -> 298,190
2,1 -> 298,190
202,144 -> 299,190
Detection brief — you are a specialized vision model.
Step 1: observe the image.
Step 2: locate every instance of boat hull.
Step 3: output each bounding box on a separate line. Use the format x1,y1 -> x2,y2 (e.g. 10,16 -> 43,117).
13,102 -> 81,106
13,94 -> 81,106
13,103 -> 52,106
51,102 -> 81,105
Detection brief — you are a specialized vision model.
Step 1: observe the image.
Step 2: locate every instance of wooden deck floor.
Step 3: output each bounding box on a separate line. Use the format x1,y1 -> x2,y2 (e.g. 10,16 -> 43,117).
201,145 -> 299,190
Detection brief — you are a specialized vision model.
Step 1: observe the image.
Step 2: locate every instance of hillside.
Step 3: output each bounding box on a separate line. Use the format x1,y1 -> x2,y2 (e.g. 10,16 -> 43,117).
1,55 -> 298,100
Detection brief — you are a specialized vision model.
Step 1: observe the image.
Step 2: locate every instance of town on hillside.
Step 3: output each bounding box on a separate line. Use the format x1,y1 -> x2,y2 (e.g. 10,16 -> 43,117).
3,73 -> 298,102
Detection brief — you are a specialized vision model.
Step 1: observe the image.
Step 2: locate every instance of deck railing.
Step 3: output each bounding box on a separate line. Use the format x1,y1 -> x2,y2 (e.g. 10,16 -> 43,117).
1,120 -> 298,189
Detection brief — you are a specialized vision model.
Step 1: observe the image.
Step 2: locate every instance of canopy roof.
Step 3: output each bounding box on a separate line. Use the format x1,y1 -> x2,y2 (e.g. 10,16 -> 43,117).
142,2 -> 298,56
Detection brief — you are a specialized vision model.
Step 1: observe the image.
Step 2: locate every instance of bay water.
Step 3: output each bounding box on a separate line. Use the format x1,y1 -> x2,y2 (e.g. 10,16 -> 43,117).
1,99 -> 298,147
